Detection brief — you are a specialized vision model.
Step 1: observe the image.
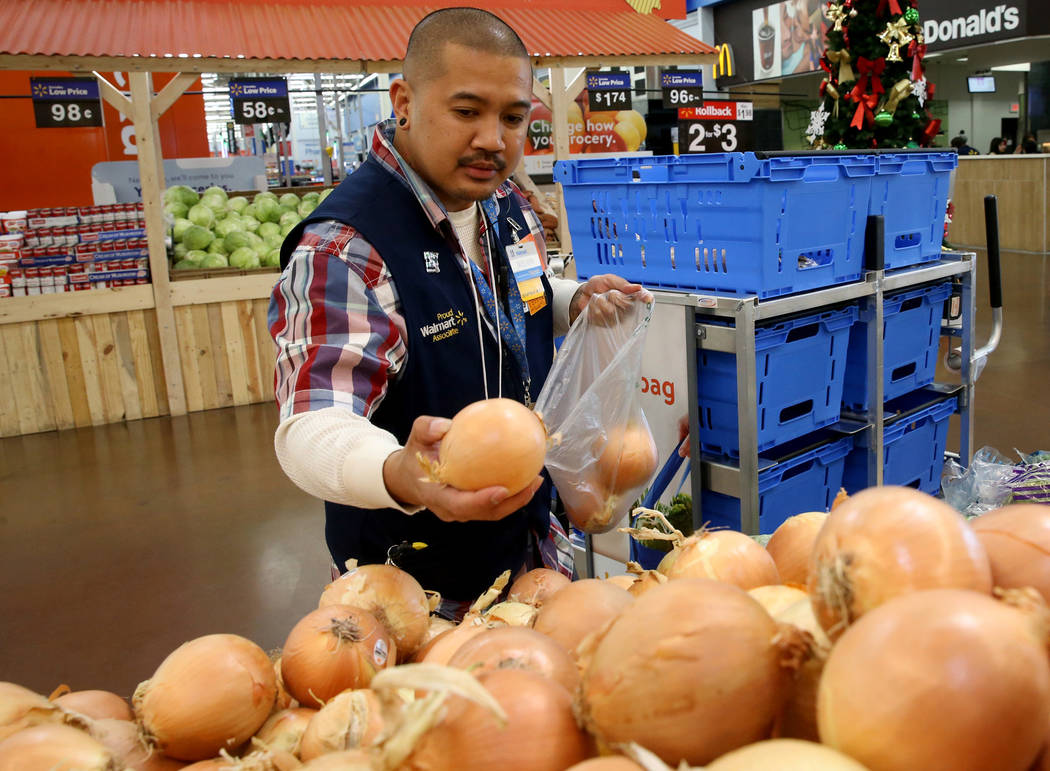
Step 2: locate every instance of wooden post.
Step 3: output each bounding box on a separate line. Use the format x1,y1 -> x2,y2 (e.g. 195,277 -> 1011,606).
129,71 -> 187,416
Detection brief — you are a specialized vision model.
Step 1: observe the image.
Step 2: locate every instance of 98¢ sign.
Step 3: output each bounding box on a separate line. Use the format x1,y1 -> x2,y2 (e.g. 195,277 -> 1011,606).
30,77 -> 103,128
678,101 -> 753,153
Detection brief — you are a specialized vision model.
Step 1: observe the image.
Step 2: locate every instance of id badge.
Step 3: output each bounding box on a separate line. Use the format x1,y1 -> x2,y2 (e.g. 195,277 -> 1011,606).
507,234 -> 547,314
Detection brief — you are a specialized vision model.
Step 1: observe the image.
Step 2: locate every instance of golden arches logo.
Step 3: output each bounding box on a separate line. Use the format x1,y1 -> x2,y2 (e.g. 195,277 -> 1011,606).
715,43 -> 734,79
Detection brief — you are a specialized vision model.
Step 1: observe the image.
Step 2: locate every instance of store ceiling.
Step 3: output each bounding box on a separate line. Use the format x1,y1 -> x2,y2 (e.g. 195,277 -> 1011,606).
924,36 -> 1050,73
0,0 -> 715,69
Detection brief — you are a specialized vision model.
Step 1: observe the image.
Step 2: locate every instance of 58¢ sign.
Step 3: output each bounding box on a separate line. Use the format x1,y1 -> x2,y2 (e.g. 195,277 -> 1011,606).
678,101 -> 753,154
229,78 -> 290,124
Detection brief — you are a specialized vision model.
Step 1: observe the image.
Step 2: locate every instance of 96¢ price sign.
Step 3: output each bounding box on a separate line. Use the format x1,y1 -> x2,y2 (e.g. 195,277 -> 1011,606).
229,78 -> 290,124
586,70 -> 631,113
678,102 -> 754,154
30,77 -> 103,128
661,70 -> 704,110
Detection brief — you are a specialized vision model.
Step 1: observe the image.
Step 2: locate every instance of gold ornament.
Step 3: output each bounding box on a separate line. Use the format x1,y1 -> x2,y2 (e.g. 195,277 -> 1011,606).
826,82 -> 841,117
827,50 -> 855,83
884,79 -> 912,114
879,18 -> 914,47
886,42 -> 902,62
827,2 -> 848,32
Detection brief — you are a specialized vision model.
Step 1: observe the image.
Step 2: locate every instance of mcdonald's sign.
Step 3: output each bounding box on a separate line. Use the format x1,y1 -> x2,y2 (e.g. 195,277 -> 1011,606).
714,43 -> 735,79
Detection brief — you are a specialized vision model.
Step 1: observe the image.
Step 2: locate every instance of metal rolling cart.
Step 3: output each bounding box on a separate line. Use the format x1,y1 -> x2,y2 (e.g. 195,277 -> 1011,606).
578,201 -> 1003,574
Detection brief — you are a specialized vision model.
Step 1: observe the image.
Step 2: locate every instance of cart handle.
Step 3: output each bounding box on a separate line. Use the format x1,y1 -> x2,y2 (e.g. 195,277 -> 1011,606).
641,437 -> 688,510
946,194 -> 1003,372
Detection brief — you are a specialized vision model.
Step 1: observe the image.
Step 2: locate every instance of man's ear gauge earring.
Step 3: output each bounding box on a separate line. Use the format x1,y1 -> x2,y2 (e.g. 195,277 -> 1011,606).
398,117 -> 407,127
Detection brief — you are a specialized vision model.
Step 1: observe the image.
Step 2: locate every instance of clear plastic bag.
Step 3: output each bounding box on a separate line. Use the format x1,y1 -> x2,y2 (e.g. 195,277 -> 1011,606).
941,445 -> 1050,515
535,291 -> 656,534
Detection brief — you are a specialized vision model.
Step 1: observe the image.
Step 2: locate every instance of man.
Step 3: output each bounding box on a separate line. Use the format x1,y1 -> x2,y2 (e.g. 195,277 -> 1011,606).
269,8 -> 647,611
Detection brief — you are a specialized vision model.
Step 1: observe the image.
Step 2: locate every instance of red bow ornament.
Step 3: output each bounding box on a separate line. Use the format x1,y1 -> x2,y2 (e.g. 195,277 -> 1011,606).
908,39 -> 927,81
851,93 -> 879,130
852,57 -> 887,99
876,0 -> 903,16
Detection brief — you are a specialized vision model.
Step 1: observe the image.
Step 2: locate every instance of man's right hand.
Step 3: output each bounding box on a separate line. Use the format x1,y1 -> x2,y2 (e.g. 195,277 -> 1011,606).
382,415 -> 544,523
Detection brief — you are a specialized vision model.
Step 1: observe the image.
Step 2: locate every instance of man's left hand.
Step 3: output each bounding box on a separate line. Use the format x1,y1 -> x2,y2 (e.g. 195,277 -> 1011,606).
569,274 -> 653,326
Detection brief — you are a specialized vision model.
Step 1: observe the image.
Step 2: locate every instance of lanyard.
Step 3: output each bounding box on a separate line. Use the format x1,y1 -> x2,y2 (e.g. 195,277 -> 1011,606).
471,198 -> 532,400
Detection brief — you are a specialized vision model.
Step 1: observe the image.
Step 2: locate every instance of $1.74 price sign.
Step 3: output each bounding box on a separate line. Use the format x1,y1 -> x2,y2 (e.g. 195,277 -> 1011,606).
677,101 -> 754,154
229,78 -> 291,124
30,77 -> 103,128
586,70 -> 631,112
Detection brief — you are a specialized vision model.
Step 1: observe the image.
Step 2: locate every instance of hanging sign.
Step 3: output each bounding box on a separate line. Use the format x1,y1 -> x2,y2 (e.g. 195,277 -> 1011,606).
229,78 -> 291,124
586,70 -> 631,112
661,70 -> 705,109
677,101 -> 754,153
30,77 -> 103,128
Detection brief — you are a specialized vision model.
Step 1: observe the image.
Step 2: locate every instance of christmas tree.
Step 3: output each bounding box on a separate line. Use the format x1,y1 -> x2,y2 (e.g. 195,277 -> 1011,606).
807,0 -> 939,149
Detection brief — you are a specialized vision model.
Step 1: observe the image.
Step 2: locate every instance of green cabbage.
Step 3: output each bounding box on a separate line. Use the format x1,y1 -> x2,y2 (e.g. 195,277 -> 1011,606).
298,199 -> 318,217
279,193 -> 300,209
200,192 -> 226,212
254,198 -> 282,223
262,249 -> 282,268
174,259 -> 198,270
227,196 -> 249,214
224,231 -> 252,252
164,185 -> 199,208
240,216 -> 261,233
164,201 -> 189,220
215,217 -> 244,238
257,222 -> 281,239
279,211 -> 302,228
229,247 -> 259,269
208,238 -> 229,256
172,217 -> 193,242
201,254 -> 229,269
185,250 -> 209,264
203,186 -> 228,202
187,204 -> 215,229
181,225 -> 215,251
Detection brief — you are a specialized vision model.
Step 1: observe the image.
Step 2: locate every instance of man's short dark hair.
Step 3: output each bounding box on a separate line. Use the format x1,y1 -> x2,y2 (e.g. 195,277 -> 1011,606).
403,8 -> 530,84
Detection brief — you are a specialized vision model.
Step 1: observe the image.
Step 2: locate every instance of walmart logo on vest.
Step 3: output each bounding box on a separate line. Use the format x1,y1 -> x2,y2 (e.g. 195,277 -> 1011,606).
421,309 -> 468,343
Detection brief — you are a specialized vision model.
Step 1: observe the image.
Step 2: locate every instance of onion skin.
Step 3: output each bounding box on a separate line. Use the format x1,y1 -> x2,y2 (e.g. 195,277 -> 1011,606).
626,570 -> 666,597
420,617 -> 456,648
436,398 -> 546,495
90,718 -> 187,770
971,504 -> 1050,603
403,668 -> 594,770
416,618 -> 488,665
447,626 -> 580,693
565,760 -> 643,771
579,578 -> 793,766
273,659 -> 294,712
748,585 -> 809,617
508,568 -> 571,607
483,601 -> 538,627
765,512 -> 828,586
604,575 -> 637,592
808,486 -> 992,639
597,423 -> 658,493
135,634 -> 277,762
659,530 -> 781,590
281,606 -> 395,707
254,708 -> 317,757
818,588 -> 1050,771
770,598 -> 832,742
180,750 -> 299,770
705,738 -> 869,770
298,749 -> 376,770
0,722 -> 118,771
318,564 -> 430,661
0,681 -> 69,741
54,690 -> 134,722
533,579 -> 634,657
298,689 -> 383,761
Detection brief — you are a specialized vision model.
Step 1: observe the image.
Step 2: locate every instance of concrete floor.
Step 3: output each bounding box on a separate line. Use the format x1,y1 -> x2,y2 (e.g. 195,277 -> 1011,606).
0,248 -> 1046,699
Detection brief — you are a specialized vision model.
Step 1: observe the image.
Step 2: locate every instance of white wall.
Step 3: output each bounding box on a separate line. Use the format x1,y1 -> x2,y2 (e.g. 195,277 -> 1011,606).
925,63 -> 1025,151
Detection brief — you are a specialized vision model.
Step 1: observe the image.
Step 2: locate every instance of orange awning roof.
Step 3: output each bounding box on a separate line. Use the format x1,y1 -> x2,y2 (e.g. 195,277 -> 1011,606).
0,0 -> 716,71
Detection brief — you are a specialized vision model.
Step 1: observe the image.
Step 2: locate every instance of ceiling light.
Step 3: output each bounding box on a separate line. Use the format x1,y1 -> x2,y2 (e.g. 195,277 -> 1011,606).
991,62 -> 1031,72
956,56 -> 969,62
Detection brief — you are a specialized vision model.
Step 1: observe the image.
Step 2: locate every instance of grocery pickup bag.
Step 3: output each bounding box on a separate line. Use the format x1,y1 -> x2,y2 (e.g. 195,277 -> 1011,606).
535,291 -> 657,534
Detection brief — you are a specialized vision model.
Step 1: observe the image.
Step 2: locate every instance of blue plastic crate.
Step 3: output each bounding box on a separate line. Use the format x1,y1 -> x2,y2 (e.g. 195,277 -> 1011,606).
842,281 -> 952,411
843,393 -> 958,494
628,435 -> 853,566
704,435 -> 854,533
555,153 -> 875,299
697,305 -> 857,455
869,152 -> 958,270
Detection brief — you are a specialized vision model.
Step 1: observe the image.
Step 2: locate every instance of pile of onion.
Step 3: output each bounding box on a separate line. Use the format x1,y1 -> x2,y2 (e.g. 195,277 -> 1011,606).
299,749 -> 377,770
379,666 -> 594,770
90,718 -> 187,771
747,585 -> 809,617
299,689 -> 384,761
447,626 -> 579,693
508,568 -> 571,607
134,633 -> 277,761
578,578 -> 797,766
0,722 -> 117,770
659,529 -> 780,590
970,503 -> 1050,602
50,686 -> 133,722
254,707 -> 317,756
596,422 -> 658,494
705,739 -> 868,770
566,759 -> 643,771
319,564 -> 431,661
764,512 -> 828,586
281,605 -> 395,707
415,618 -> 489,666
181,748 -> 300,770
819,588 -> 1050,771
604,575 -> 637,592
424,398 -> 546,495
807,486 -> 992,639
533,579 -> 634,657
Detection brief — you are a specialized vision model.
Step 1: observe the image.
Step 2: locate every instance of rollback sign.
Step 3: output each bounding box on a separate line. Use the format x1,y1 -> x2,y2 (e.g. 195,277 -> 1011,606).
678,101 -> 754,154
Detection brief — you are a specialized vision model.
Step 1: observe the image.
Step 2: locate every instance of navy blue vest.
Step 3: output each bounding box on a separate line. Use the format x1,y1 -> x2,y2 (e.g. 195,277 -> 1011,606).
280,158 -> 555,600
